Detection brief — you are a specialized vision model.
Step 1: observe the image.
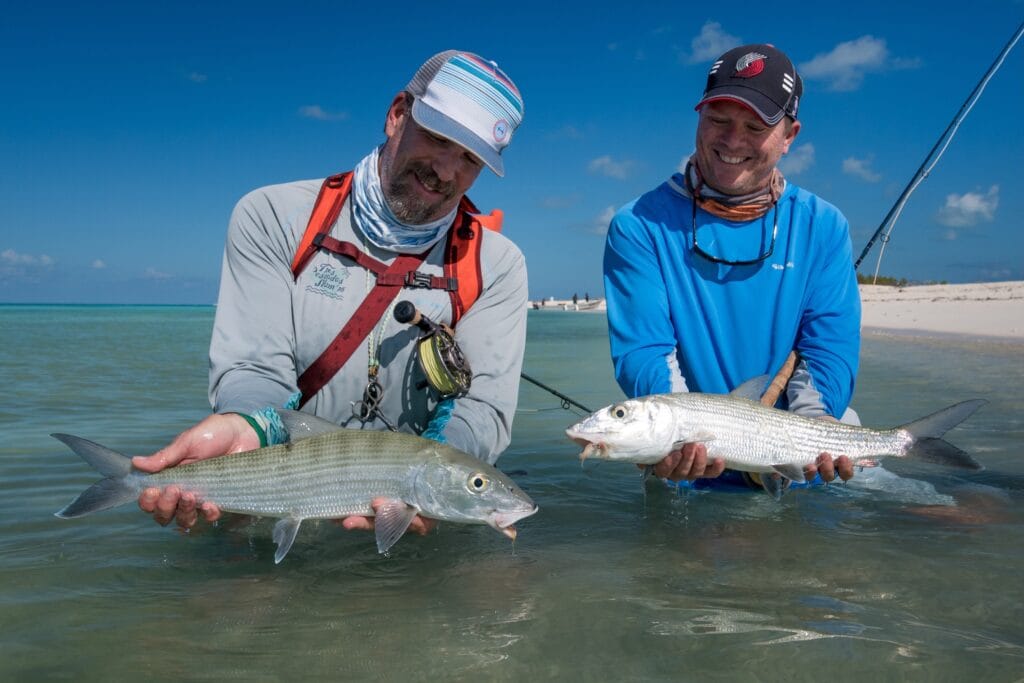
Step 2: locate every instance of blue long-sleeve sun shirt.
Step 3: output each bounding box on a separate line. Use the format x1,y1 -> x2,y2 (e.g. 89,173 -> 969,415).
604,175 -> 860,418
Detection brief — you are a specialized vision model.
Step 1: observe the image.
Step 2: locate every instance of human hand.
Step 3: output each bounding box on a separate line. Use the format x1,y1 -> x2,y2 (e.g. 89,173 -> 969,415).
133,413 -> 260,528
337,497 -> 437,536
640,442 -> 727,481
801,416 -> 854,483
804,452 -> 854,483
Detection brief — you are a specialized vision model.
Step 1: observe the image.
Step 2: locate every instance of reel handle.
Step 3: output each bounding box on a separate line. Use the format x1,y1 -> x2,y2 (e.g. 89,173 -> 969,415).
394,300 -> 437,335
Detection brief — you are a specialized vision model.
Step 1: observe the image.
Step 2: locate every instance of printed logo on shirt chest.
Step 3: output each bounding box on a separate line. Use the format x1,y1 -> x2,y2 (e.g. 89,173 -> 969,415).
305,262 -> 349,300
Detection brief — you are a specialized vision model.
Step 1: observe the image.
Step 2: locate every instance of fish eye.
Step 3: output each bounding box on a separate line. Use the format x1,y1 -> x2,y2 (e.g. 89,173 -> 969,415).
467,473 -> 490,492
612,405 -> 627,419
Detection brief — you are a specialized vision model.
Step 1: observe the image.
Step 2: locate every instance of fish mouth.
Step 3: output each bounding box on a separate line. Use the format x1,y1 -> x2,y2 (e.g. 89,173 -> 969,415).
565,430 -> 607,461
489,505 -> 539,541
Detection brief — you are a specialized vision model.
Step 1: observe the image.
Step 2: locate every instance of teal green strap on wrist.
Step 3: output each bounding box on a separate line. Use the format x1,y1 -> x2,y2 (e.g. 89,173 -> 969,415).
233,412 -> 268,448
253,406 -> 289,445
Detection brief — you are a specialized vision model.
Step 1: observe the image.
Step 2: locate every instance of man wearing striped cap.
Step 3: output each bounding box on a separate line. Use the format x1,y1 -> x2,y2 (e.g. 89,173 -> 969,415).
135,51 -> 528,537
604,43 -> 862,490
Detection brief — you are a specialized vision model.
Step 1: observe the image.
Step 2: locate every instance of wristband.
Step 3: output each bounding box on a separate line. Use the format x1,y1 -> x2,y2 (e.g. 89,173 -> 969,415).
232,412 -> 268,448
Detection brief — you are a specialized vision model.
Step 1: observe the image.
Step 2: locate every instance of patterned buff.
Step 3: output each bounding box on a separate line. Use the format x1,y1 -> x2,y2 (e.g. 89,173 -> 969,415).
351,146 -> 457,254
671,156 -> 786,221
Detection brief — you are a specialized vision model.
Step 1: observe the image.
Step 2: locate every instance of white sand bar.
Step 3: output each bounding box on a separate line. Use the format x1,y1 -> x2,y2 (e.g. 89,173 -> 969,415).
860,281 -> 1024,340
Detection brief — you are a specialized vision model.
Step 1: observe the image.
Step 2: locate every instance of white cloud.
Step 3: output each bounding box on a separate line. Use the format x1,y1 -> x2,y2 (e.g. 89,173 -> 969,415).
842,156 -> 881,182
1,249 -> 55,281
798,36 -> 899,91
936,185 -> 999,233
779,143 -> 815,175
592,206 -> 617,235
299,105 -> 349,122
144,267 -> 173,280
187,72 -> 208,84
2,249 -> 53,266
685,21 -> 741,64
91,259 -> 106,269
588,155 -> 635,180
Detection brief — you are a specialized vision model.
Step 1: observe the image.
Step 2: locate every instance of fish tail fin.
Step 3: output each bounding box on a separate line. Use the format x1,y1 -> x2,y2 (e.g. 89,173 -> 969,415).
52,433 -> 137,518
902,400 -> 987,471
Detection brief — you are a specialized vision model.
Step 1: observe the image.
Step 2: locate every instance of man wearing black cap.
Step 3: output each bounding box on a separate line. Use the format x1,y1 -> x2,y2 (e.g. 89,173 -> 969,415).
603,44 -> 860,488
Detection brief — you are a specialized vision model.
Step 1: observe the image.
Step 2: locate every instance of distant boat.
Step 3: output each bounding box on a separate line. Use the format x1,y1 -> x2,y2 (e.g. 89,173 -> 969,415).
531,298 -> 605,311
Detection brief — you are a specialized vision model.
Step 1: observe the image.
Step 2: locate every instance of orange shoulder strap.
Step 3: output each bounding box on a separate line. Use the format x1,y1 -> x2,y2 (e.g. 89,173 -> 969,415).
290,172 -> 352,279
445,198 -> 503,327
291,173 -> 502,326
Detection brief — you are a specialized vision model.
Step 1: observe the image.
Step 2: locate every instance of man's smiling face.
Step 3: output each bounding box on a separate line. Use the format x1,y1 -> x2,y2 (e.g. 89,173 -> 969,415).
694,99 -> 799,196
378,93 -> 484,224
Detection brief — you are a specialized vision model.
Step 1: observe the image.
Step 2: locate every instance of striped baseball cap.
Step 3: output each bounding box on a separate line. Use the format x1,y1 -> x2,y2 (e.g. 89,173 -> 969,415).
695,44 -> 803,125
406,50 -> 524,177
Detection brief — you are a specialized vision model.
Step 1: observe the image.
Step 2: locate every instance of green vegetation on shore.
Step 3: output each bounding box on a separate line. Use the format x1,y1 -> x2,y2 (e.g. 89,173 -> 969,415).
856,273 -> 948,287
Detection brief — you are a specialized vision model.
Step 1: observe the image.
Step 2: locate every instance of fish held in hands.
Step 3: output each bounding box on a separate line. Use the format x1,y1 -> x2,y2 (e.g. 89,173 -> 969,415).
55,411 -> 537,563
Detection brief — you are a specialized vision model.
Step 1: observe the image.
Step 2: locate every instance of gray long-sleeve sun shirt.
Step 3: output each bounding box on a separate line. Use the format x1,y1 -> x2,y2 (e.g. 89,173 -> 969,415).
208,178 -> 528,465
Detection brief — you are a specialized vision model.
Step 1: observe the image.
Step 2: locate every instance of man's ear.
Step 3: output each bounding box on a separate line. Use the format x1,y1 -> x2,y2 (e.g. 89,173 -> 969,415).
384,92 -> 411,138
782,119 -> 801,154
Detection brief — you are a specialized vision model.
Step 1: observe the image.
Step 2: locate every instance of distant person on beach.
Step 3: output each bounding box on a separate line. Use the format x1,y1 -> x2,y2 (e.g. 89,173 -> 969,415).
134,51 -> 528,532
603,43 -> 860,489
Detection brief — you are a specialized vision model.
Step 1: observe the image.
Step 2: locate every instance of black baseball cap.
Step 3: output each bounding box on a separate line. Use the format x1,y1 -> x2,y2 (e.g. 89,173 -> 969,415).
694,44 -> 803,125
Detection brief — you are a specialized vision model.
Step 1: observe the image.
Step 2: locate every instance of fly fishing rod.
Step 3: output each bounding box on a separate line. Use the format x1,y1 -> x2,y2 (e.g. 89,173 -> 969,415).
855,20 -> 1024,279
519,372 -> 592,413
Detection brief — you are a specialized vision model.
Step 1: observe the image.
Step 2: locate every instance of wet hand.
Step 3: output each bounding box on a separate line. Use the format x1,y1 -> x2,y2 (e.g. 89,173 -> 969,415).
133,413 -> 259,528
643,442 -> 727,481
338,497 -> 437,536
804,452 -> 855,483
139,485 -> 221,528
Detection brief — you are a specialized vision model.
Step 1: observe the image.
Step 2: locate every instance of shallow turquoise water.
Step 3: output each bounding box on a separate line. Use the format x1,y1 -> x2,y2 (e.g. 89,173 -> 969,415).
2,305 -> 1022,680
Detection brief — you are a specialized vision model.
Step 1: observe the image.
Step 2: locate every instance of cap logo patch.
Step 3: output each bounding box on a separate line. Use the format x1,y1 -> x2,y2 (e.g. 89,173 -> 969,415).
734,52 -> 767,78
493,119 -> 510,143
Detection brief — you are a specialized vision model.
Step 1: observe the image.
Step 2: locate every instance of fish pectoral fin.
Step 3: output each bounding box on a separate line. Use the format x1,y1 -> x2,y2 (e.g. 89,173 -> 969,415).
374,500 -> 419,554
679,431 -> 716,446
760,473 -> 787,500
272,517 -> 303,564
770,464 -> 806,484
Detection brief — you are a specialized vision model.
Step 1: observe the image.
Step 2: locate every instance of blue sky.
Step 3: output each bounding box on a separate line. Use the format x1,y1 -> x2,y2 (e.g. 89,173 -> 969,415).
2,1 -> 1022,304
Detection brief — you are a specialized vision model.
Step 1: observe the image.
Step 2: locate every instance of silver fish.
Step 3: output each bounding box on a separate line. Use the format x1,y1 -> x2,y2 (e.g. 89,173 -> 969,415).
565,378 -> 985,494
55,411 -> 537,563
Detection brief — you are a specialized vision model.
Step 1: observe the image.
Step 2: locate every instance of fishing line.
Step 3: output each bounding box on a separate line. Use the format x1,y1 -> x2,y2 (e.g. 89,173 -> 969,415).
855,20 -> 1024,278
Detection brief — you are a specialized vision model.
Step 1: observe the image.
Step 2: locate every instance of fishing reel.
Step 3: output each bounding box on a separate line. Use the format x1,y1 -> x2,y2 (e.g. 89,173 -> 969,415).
394,301 -> 472,399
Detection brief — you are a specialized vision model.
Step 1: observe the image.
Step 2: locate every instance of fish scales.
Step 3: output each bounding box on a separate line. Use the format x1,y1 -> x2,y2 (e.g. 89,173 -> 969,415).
654,394 -> 909,471
566,384 -> 984,487
140,430 -> 446,518
55,420 -> 538,562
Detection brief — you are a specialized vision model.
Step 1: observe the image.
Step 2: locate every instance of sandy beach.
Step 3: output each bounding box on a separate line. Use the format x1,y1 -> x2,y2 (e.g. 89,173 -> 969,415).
859,281 -> 1024,341
535,281 -> 1024,341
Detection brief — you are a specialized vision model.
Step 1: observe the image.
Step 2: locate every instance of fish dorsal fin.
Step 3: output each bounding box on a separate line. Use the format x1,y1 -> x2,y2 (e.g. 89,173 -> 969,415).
272,517 -> 303,564
730,376 -> 771,402
277,409 -> 343,442
374,500 -> 419,554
